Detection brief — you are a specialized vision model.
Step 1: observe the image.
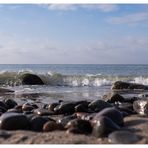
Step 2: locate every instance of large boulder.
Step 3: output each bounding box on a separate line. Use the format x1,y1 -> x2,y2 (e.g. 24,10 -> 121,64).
112,81 -> 148,90
20,73 -> 44,85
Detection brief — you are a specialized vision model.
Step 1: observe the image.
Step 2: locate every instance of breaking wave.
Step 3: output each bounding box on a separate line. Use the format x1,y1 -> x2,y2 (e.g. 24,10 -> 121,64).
0,70 -> 148,87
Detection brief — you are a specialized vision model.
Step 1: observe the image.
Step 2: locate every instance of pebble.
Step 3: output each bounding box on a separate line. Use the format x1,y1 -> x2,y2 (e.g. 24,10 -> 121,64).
88,100 -> 113,112
66,119 -> 92,134
93,107 -> 124,126
34,109 -> 54,116
30,116 -> 51,131
92,116 -> 120,138
4,99 -> 17,109
57,114 -> 77,127
108,131 -> 140,144
0,112 -> 30,130
43,121 -> 64,132
133,99 -> 148,115
0,130 -> 11,139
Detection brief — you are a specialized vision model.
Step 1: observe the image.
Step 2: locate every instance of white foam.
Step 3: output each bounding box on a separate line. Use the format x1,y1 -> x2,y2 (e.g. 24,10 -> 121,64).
133,76 -> 148,85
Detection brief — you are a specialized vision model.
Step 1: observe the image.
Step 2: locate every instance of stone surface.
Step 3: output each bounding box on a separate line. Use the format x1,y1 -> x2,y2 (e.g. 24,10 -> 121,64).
0,113 -> 30,130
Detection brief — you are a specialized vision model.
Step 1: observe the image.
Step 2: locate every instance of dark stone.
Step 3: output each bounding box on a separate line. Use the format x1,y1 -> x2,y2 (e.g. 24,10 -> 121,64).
0,101 -> 8,110
48,103 -> 59,111
92,116 -> 120,138
105,93 -> 125,103
20,73 -> 44,85
22,103 -> 35,112
58,114 -> 77,127
88,100 -> 113,112
0,106 -> 7,113
75,104 -> 88,112
0,112 -> 30,130
112,81 -> 148,90
7,108 -> 22,113
133,99 -> 148,115
30,116 -> 50,131
43,121 -> 64,132
34,109 -> 55,116
4,99 -> 17,109
54,102 -> 76,114
108,131 -> 140,144
115,102 -> 135,115
66,119 -> 92,134
93,107 -> 124,126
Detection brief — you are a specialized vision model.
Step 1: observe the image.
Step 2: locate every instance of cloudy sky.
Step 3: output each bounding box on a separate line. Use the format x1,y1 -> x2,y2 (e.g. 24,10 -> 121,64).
0,4 -> 148,64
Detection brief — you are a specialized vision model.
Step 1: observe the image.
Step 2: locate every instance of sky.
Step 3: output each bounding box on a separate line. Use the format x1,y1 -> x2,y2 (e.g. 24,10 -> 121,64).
0,4 -> 148,64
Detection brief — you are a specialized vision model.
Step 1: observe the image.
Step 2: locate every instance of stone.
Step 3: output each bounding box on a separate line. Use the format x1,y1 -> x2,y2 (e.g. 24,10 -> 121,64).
0,112 -> 30,130
103,93 -> 125,103
4,99 -> 17,109
58,115 -> 77,127
133,99 -> 148,115
92,116 -> 120,138
88,100 -> 113,112
30,116 -> 51,131
48,103 -> 59,111
43,121 -> 64,132
66,119 -> 92,134
93,107 -> 124,126
108,131 -> 140,144
34,109 -> 54,116
20,73 -> 44,85
112,81 -> 148,90
54,102 -> 76,114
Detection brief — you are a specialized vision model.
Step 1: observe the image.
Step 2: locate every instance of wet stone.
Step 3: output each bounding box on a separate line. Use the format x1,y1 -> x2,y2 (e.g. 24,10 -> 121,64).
0,101 -> 8,110
7,108 -> 22,113
34,109 -> 54,116
133,99 -> 148,116
43,121 -> 64,132
66,119 -> 92,135
54,102 -> 76,114
75,104 -> 88,112
30,116 -> 52,131
88,100 -> 113,112
57,114 -> 77,127
0,112 -> 30,130
92,116 -> 120,138
93,107 -> 124,126
48,103 -> 59,112
22,103 -> 35,112
4,99 -> 17,109
0,106 -> 7,113
108,131 -> 140,144
102,92 -> 125,103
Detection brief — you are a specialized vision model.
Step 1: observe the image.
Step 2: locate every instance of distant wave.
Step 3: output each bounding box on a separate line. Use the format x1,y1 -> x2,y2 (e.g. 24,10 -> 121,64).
0,70 -> 148,87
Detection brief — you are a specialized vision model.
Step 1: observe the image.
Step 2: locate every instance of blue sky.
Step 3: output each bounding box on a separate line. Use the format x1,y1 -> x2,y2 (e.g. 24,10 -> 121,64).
0,4 -> 148,64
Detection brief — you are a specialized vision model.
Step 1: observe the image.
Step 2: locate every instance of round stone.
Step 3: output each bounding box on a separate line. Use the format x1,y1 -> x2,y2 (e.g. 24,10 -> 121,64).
4,99 -> 17,109
66,119 -> 92,134
93,107 -> 124,126
0,112 -> 30,130
88,100 -> 113,112
92,116 -> 120,138
108,131 -> 140,144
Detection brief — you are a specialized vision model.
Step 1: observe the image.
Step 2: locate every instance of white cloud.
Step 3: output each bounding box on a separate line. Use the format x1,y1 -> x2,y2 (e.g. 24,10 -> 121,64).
47,4 -> 77,11
107,12 -> 148,25
82,4 -> 118,12
44,4 -> 118,12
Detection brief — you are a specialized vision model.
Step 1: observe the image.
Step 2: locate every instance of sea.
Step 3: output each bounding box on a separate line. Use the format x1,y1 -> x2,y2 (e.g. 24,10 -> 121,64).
1,64 -> 148,105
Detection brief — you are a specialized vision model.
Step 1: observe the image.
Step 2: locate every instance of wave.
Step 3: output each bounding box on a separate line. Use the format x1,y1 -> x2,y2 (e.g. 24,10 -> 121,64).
0,70 -> 148,87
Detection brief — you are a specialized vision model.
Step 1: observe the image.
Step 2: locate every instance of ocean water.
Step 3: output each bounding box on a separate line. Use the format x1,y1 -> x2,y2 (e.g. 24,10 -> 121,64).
1,64 -> 148,104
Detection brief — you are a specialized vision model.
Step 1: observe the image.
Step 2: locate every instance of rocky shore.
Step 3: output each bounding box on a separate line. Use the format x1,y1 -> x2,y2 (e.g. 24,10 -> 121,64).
0,80 -> 148,144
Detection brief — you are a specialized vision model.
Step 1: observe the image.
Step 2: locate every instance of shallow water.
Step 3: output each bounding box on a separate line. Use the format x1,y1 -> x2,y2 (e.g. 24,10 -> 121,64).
1,64 -> 148,105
